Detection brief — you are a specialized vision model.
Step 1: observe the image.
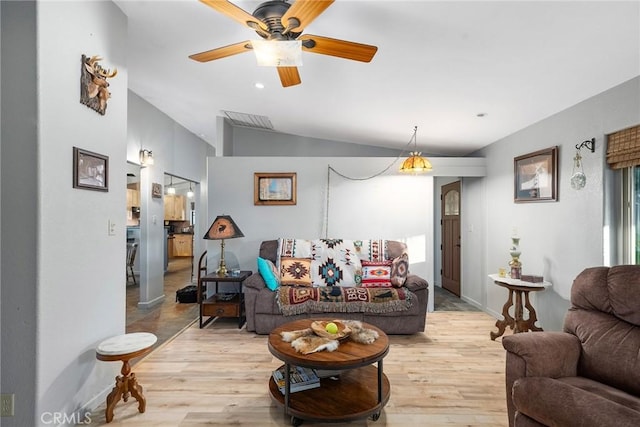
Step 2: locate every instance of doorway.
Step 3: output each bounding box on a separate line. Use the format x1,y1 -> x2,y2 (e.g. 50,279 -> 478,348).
441,181 -> 461,296
124,165 -> 200,348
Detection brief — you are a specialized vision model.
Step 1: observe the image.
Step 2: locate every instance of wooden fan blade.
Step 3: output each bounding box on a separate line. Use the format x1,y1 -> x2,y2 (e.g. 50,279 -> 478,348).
189,41 -> 252,62
281,0 -> 334,34
299,34 -> 378,62
199,0 -> 267,31
277,67 -> 301,87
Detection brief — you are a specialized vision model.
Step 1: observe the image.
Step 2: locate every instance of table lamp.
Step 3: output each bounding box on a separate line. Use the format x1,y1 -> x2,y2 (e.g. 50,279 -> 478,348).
203,215 -> 244,276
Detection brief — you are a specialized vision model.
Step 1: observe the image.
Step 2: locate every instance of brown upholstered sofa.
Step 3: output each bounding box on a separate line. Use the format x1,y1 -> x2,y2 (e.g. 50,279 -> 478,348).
502,265 -> 640,427
244,239 -> 429,335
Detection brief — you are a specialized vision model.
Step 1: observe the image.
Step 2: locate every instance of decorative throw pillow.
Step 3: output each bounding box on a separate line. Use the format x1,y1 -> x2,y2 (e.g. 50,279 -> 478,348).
280,257 -> 313,287
257,257 -> 280,291
390,252 -> 409,287
360,260 -> 392,288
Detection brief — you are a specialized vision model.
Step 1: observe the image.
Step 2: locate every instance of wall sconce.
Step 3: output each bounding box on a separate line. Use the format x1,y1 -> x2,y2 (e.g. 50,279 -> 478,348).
139,149 -> 154,167
571,138 -> 595,190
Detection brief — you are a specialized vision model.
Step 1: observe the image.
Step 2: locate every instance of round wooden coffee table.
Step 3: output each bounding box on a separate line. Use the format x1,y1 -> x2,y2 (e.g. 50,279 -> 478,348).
268,319 -> 390,426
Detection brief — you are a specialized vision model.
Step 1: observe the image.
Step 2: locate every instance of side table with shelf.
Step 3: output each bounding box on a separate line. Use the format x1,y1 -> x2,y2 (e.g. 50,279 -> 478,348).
197,270 -> 252,328
268,319 -> 390,426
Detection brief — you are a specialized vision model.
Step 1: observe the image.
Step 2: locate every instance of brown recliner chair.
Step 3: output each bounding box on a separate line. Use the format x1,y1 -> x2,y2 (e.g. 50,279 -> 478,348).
502,265 -> 640,427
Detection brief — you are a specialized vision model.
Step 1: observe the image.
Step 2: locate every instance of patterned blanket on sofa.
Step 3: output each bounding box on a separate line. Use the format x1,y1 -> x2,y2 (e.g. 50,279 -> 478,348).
276,285 -> 413,316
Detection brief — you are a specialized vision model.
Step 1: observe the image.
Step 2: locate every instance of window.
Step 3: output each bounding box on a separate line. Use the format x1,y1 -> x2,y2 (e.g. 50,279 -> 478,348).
622,166 -> 640,264
607,125 -> 640,265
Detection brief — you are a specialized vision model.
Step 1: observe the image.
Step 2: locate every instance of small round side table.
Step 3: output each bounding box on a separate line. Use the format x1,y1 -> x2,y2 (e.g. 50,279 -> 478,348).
96,332 -> 157,423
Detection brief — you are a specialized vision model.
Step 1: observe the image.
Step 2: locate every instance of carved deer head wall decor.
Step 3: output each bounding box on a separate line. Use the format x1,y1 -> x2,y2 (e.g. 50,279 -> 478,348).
80,54 -> 117,115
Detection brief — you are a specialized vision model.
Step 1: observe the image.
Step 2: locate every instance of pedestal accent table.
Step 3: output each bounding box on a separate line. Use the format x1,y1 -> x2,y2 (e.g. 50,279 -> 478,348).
96,332 -> 157,423
488,274 -> 551,340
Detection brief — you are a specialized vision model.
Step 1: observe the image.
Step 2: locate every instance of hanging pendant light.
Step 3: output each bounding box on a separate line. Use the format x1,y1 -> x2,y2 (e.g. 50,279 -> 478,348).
187,182 -> 194,198
167,176 -> 176,195
400,126 -> 432,174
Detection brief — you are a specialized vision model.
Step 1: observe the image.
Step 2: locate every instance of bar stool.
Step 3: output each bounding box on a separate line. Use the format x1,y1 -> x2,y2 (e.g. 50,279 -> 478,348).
96,332 -> 157,423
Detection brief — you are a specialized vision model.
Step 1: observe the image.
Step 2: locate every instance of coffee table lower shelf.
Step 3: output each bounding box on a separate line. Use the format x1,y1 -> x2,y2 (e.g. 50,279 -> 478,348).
268,365 -> 390,425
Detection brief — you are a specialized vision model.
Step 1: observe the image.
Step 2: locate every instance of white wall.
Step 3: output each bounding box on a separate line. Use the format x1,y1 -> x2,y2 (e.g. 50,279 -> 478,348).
1,3 -> 212,425
464,76 -> 640,330
37,1 -> 128,423
207,156 -> 486,313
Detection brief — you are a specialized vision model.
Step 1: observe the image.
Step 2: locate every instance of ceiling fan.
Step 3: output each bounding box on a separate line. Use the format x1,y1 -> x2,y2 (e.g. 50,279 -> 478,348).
189,0 -> 378,87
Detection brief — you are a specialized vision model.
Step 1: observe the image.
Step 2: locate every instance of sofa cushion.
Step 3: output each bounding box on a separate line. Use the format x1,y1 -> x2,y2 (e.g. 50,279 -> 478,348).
276,285 -> 413,316
571,266 -> 640,326
565,266 -> 640,397
512,376 -> 640,427
390,252 -> 409,287
257,257 -> 280,291
280,257 -> 312,286
361,260 -> 392,287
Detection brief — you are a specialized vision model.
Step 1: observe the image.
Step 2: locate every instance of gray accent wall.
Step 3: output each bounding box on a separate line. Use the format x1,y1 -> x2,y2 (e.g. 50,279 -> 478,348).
1,1 -> 39,425
463,76 -> 640,331
226,125 -> 407,157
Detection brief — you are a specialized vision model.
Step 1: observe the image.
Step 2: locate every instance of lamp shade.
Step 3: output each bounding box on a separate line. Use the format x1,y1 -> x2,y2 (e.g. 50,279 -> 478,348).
400,152 -> 432,173
203,215 -> 245,240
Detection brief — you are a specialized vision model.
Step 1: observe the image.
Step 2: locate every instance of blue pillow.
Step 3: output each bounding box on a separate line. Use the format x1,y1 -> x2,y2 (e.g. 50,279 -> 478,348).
257,257 -> 280,291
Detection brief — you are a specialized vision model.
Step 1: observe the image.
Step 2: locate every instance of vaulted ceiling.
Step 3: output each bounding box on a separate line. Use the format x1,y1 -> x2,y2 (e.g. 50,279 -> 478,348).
114,1 -> 640,155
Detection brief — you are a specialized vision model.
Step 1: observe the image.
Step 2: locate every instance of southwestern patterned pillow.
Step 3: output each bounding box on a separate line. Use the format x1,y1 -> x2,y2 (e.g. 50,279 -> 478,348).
280,257 -> 312,287
390,252 -> 409,287
360,260 -> 393,288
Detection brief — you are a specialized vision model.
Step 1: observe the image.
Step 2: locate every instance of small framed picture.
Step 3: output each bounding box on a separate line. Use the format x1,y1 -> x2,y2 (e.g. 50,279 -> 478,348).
73,147 -> 109,192
152,183 -> 162,198
254,172 -> 297,205
514,146 -> 558,203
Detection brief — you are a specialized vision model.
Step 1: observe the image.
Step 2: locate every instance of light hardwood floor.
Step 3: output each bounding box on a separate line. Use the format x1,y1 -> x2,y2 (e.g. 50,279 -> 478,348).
88,311 -> 510,426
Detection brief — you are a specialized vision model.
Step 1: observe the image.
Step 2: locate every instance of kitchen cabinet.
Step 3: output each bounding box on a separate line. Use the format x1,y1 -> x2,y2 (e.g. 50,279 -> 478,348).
126,189 -> 140,209
167,236 -> 174,259
164,195 -> 186,221
172,234 -> 193,257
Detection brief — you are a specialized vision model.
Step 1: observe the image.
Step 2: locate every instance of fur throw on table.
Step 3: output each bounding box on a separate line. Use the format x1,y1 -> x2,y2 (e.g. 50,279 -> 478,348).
280,320 -> 379,354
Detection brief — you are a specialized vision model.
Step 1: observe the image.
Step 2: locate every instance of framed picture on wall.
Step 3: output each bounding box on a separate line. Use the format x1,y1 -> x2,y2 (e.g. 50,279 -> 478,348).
514,146 -> 558,203
254,172 -> 297,205
152,183 -> 162,198
73,147 -> 109,192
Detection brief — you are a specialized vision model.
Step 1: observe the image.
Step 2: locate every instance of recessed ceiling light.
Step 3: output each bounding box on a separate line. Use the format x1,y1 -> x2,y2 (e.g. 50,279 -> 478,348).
476,112 -> 487,117
255,82 -> 265,89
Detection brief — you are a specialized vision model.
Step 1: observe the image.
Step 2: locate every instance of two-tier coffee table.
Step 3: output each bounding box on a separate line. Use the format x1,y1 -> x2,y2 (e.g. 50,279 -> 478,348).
268,319 -> 390,426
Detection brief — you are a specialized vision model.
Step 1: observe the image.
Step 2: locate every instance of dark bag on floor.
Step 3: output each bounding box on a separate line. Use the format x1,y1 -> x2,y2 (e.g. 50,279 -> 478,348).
176,285 -> 198,303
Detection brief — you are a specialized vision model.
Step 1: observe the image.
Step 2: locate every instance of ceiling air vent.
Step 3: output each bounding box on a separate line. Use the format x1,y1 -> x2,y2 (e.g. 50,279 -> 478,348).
222,110 -> 273,130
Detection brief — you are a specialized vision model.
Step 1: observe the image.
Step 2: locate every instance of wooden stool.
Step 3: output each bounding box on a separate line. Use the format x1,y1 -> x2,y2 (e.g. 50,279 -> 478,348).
96,332 -> 157,423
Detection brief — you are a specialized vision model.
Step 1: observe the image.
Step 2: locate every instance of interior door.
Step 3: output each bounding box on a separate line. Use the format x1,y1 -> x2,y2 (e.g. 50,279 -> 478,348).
441,181 -> 461,296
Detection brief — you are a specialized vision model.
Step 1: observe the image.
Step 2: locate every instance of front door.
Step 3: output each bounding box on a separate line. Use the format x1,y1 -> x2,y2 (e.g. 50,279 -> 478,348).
441,181 -> 461,296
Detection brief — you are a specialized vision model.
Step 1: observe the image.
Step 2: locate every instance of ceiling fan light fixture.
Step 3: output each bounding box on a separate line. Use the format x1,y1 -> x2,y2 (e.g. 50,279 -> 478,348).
251,40 -> 302,66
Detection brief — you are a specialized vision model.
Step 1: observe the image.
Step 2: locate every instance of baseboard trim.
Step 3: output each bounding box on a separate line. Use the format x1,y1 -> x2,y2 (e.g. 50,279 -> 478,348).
137,294 -> 165,309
